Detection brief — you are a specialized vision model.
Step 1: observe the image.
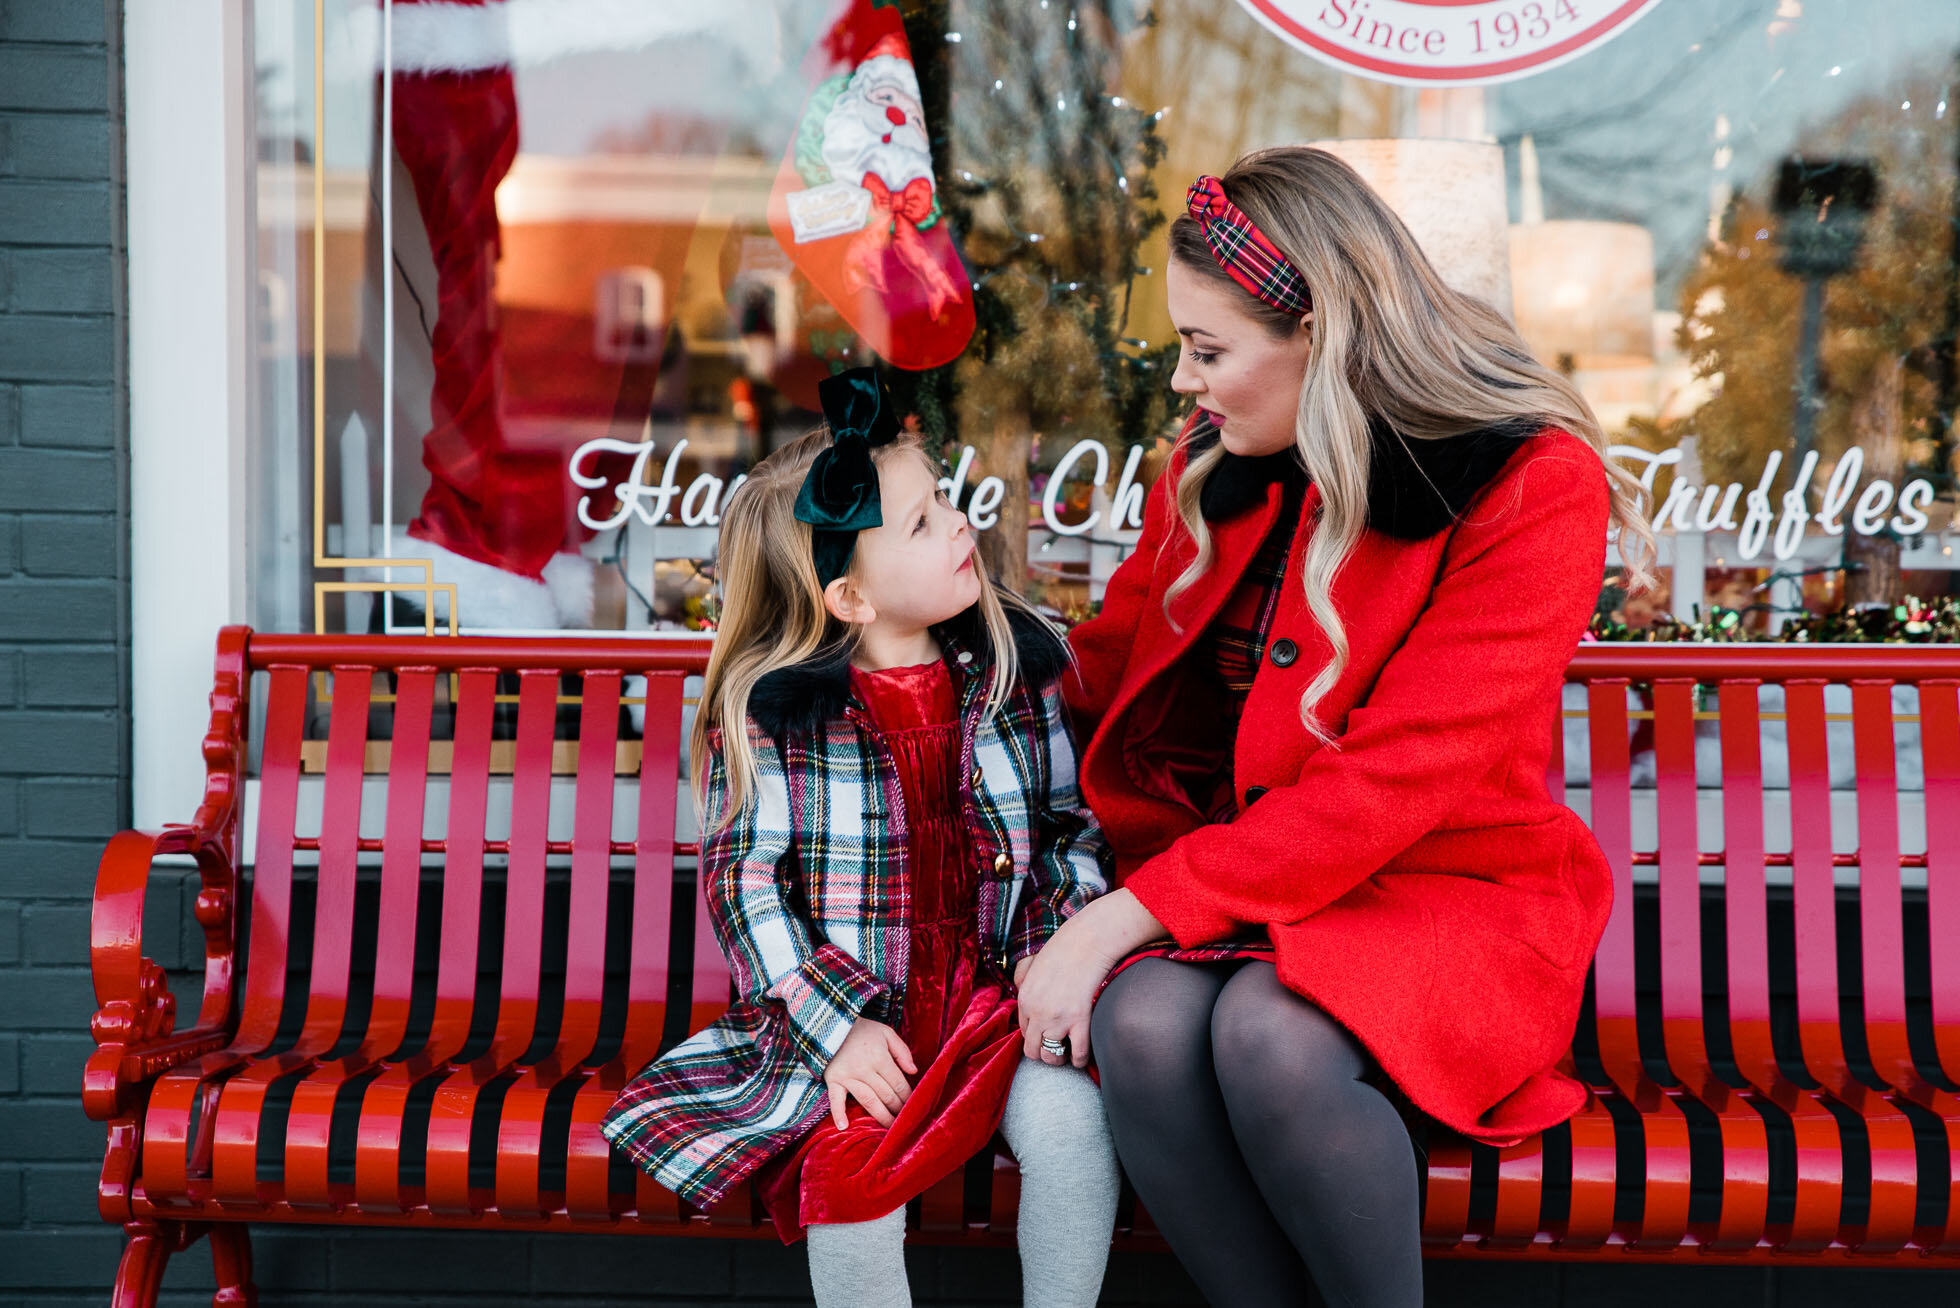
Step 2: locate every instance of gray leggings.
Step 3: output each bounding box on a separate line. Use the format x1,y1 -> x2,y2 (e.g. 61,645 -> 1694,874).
805,1058 -> 1119,1308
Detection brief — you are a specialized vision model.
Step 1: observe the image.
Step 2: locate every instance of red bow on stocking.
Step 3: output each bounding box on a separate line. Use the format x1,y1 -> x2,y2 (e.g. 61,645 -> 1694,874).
846,173 -> 964,320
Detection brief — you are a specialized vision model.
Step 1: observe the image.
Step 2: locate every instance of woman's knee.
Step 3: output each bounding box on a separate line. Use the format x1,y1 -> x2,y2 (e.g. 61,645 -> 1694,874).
1209,965 -> 1365,1110
1088,959 -> 1220,1090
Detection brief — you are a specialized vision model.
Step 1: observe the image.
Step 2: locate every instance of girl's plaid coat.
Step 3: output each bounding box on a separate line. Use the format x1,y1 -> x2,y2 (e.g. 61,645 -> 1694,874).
601,609 -> 1110,1208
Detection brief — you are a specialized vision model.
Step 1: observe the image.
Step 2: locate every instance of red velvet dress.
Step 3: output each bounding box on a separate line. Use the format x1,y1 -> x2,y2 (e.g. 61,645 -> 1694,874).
758,658 -> 1026,1242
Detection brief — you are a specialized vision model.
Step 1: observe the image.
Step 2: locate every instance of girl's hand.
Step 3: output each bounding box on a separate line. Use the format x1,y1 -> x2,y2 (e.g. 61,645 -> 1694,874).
823,1017 -> 919,1130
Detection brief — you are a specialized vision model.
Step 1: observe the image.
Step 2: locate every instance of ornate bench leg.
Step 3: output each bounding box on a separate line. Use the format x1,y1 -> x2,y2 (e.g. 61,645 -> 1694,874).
209,1224 -> 258,1307
111,1220 -> 173,1308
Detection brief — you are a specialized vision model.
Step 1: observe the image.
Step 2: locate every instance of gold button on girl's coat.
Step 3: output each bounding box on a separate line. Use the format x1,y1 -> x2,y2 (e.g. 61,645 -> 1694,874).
993,851 -> 1013,874
972,767 -> 984,788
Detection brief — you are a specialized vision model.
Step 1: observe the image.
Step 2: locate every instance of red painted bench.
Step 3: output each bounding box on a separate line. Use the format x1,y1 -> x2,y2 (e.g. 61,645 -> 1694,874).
85,629 -> 1960,1302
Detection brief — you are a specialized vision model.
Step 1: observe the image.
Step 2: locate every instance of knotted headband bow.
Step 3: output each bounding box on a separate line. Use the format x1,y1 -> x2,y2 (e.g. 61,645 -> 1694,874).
1186,175 -> 1313,320
795,366 -> 902,586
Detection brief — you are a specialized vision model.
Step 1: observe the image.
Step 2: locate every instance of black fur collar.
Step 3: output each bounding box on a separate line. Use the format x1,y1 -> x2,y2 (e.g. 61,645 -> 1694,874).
747,603 -> 1071,742
1192,416 -> 1541,539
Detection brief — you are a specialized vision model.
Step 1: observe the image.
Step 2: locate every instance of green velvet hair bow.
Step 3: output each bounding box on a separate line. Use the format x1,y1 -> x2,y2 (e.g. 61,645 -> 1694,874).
794,367 -> 901,587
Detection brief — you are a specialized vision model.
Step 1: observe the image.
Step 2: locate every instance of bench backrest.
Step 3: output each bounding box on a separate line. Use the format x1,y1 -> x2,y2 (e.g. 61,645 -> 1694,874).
208,632 -> 1960,1105
1564,644 -> 1960,1105
218,632 -> 719,1073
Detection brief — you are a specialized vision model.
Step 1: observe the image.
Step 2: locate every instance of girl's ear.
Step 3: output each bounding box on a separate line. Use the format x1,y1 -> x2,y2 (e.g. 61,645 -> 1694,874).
823,575 -> 875,626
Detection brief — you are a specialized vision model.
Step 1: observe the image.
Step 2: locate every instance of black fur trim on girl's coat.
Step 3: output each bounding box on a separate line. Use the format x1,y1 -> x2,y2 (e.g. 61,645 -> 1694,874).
747,604 -> 1071,742
1190,415 -> 1544,539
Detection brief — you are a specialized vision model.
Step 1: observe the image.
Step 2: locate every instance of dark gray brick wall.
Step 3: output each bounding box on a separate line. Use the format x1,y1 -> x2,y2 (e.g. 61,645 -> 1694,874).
0,2 -> 137,1303
4,4 -> 1958,1305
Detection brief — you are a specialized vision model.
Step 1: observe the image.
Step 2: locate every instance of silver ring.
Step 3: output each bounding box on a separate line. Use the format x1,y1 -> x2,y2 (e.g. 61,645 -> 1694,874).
1040,1037 -> 1068,1056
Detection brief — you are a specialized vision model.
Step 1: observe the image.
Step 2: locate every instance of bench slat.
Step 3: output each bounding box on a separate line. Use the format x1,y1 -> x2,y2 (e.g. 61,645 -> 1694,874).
1923,681 -> 1960,1086
283,665 -> 439,1209
354,667 -> 499,1213
494,671 -> 626,1217
427,669 -> 562,1216
211,665 -> 377,1205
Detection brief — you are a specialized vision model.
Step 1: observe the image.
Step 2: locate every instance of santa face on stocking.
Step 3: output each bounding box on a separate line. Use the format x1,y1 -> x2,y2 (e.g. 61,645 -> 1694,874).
821,54 -> 931,193
769,2 -> 974,372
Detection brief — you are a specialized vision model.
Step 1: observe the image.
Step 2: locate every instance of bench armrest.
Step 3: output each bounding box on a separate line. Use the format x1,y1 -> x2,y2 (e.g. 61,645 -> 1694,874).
85,825 -> 243,1120
85,626 -> 252,1120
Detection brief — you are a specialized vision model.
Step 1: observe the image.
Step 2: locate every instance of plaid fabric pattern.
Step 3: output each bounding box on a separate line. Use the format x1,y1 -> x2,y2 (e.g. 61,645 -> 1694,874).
600,634 -> 1109,1209
1210,497 -> 1298,712
1187,175 -> 1312,319
1204,476 -> 1303,822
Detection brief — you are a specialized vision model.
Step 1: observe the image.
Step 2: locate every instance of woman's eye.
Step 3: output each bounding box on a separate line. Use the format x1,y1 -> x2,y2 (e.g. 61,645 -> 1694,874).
1190,348 -> 1219,366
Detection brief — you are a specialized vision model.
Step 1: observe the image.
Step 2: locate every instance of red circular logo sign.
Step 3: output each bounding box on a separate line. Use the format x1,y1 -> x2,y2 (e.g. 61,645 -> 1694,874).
1235,0 -> 1661,87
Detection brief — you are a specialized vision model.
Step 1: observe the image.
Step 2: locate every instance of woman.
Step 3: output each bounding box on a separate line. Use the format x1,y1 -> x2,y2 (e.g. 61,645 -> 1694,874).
1012,147 -> 1655,1306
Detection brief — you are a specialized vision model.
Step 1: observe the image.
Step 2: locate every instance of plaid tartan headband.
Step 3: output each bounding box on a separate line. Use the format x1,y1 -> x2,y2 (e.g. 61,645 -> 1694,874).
1186,175 -> 1312,320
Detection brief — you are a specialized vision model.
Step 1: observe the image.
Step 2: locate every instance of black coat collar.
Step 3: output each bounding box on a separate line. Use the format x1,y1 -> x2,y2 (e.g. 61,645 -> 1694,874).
1192,415 -> 1541,539
747,603 -> 1070,742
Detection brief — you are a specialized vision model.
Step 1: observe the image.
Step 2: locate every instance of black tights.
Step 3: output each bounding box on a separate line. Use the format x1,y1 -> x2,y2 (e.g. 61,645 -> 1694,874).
1090,958 -> 1423,1308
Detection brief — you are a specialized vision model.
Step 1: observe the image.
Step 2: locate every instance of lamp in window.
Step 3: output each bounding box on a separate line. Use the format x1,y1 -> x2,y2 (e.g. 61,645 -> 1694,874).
1311,136 -> 1514,316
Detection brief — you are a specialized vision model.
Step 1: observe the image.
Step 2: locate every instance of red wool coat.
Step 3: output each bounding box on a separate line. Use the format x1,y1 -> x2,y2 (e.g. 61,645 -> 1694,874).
1063,419 -> 1612,1145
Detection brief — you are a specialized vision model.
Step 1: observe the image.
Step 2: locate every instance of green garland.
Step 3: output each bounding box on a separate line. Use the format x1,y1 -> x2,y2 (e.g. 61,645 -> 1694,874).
1588,594 -> 1960,643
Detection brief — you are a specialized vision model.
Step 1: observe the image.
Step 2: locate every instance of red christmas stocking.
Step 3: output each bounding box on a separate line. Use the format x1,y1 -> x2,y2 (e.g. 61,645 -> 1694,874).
768,0 -> 975,372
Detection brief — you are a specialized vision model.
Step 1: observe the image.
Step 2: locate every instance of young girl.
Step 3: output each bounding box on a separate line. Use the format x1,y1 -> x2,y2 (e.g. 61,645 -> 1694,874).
602,369 -> 1119,1308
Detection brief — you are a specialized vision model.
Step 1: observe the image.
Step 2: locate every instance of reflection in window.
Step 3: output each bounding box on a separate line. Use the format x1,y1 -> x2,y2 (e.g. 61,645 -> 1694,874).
242,1 -> 1960,639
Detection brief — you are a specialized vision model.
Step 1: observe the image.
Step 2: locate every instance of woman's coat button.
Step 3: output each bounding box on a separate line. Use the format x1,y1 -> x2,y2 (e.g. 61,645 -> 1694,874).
993,851 -> 1013,874
1269,638 -> 1299,668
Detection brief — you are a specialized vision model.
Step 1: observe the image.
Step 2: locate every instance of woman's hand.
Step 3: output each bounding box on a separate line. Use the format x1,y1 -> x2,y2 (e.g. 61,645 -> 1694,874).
1017,889 -> 1169,1068
823,1017 -> 918,1130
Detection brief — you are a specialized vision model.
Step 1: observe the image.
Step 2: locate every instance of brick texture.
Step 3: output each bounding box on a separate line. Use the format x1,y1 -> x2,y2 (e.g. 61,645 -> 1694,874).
0,3 -> 136,1303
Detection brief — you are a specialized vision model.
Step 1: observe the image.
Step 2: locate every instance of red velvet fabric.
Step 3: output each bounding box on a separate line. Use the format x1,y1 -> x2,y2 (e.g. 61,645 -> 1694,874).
1063,421 -> 1614,1147
759,659 -> 1024,1242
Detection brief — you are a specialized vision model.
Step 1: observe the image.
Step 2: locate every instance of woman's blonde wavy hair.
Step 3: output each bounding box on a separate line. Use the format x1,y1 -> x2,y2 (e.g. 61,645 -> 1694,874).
695,427 -> 1045,832
1165,146 -> 1656,741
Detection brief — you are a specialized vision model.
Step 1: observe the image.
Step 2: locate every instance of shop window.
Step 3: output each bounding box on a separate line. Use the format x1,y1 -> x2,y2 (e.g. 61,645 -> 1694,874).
594,266 -> 666,365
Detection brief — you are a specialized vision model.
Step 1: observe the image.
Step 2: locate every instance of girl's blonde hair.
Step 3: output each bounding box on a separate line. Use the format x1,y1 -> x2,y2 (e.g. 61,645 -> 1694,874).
696,427 -> 1045,831
1164,146 -> 1656,740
